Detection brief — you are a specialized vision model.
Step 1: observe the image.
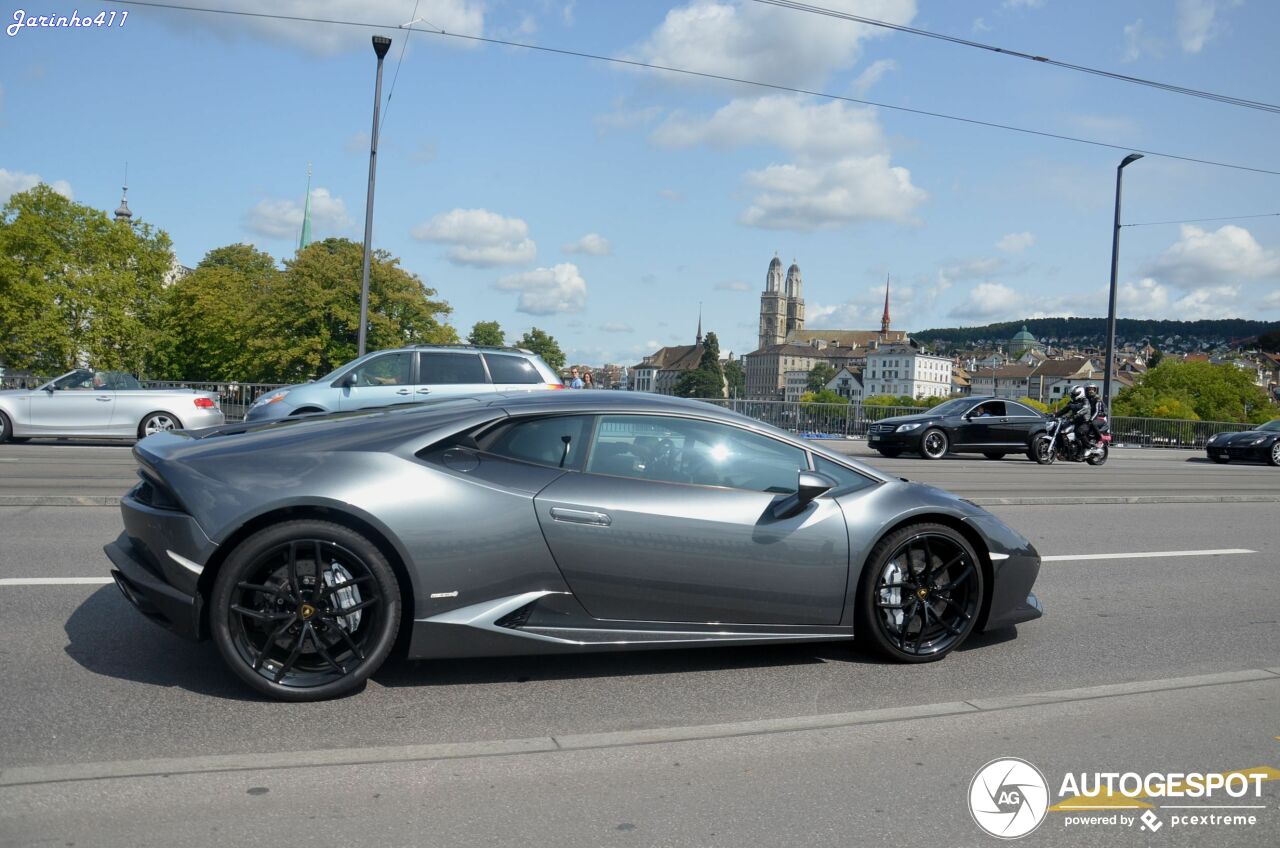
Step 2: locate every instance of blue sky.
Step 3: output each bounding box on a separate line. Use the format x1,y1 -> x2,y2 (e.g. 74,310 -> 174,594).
4,0 -> 1279,365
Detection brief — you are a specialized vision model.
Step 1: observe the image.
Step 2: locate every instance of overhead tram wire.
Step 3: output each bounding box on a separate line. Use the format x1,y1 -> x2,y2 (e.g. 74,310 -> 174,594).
750,0 -> 1280,115
378,0 -> 423,134
104,0 -> 1280,177
1122,212 -> 1280,228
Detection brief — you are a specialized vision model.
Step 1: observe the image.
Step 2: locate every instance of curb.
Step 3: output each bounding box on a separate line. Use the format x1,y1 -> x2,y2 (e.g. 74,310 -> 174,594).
0,496 -> 121,507
2,668 -> 1276,788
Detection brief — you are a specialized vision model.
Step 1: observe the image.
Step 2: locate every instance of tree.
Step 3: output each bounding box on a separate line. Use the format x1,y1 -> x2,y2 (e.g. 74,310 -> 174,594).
1114,359 -> 1273,423
518,327 -> 565,371
1257,332 -> 1280,353
1017,396 -> 1050,413
723,358 -> 745,398
800,389 -> 847,405
1147,349 -> 1164,368
467,320 -> 505,347
673,331 -> 726,398
0,184 -> 172,376
246,238 -> 456,383
806,361 -> 837,392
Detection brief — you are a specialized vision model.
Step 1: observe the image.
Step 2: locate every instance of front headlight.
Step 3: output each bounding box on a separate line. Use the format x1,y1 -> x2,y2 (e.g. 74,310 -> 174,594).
896,422 -> 924,432
1208,433 -> 1222,443
254,390 -> 290,407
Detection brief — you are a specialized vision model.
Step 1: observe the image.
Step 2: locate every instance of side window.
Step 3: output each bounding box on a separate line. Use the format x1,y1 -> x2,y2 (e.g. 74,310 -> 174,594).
482,415 -> 593,469
973,401 -> 1005,417
1006,401 -> 1038,417
485,353 -> 542,384
419,352 -> 486,385
587,415 -> 807,494
812,455 -> 876,494
348,353 -> 412,387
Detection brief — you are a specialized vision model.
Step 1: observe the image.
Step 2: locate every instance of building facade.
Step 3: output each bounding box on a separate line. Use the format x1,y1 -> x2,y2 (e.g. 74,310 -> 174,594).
863,345 -> 953,399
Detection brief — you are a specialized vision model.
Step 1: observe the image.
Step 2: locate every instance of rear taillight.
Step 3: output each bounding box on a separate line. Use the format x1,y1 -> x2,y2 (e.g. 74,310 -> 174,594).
546,383 -> 566,390
194,397 -> 217,409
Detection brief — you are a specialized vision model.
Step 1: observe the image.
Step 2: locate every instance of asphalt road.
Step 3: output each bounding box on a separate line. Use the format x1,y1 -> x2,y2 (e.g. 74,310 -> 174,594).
1,491 -> 1277,845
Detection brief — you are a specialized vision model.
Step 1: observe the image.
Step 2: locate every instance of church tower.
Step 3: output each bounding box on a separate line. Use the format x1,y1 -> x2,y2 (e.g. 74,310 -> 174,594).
758,254 -> 786,350
880,274 -> 892,336
784,260 -> 804,337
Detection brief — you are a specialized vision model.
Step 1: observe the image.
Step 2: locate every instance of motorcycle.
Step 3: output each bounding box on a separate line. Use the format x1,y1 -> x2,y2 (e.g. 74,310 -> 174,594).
1033,414 -> 1111,466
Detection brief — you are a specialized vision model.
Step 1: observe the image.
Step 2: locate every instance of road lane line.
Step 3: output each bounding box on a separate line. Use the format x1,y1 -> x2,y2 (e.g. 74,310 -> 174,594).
1042,548 -> 1255,562
0,577 -> 114,586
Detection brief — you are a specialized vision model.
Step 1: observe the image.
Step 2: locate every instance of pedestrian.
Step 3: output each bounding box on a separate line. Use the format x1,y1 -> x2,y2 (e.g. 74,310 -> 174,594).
567,367 -> 584,389
582,370 -> 594,389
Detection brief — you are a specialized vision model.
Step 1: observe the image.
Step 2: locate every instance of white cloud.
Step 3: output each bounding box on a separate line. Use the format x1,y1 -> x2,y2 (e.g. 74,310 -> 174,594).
851,58 -> 897,96
1176,0 -> 1236,53
1117,277 -> 1173,317
412,208 -> 537,267
949,282 -> 1025,320
996,232 -> 1035,253
599,322 -> 633,333
495,263 -> 587,315
715,280 -> 752,292
1003,0 -> 1045,8
653,95 -> 885,160
0,168 -> 73,202
739,155 -> 926,230
245,187 -> 351,240
1172,285 -> 1242,318
971,17 -> 991,33
155,1 -> 485,55
562,233 -> 612,256
629,0 -> 917,89
1145,224 -> 1280,286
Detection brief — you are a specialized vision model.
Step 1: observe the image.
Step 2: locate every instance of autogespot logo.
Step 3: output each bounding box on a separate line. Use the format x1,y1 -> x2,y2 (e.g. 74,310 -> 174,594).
969,758 -> 1051,839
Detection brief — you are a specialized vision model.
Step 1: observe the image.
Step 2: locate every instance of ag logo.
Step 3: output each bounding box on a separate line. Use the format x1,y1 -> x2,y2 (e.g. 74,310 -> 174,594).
969,758 -> 1050,839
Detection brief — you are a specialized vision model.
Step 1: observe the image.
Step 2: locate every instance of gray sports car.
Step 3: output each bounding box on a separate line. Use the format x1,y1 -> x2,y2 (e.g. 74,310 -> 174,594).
104,391 -> 1042,701
0,368 -> 224,441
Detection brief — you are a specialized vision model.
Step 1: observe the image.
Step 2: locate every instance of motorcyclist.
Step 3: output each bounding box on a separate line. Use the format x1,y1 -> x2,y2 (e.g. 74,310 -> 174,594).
1055,386 -> 1092,458
1082,384 -> 1105,456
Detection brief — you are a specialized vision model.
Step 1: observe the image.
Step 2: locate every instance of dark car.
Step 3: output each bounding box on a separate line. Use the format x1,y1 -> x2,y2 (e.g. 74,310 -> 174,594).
103,391 -> 1042,701
867,396 -> 1050,461
1205,419 -> 1280,466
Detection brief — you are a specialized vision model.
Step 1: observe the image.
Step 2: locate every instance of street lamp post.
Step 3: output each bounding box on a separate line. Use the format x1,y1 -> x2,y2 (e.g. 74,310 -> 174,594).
358,35 -> 393,358
1103,153 -> 1143,414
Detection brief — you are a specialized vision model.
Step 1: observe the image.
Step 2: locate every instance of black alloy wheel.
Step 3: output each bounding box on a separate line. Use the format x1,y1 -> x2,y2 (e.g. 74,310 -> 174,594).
1269,442 -> 1280,467
857,523 -> 984,663
210,520 -> 401,701
920,428 -> 948,460
983,452 -> 1006,460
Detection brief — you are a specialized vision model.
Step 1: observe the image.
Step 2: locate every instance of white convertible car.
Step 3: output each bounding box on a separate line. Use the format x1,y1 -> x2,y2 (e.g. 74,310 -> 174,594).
0,369 -> 224,442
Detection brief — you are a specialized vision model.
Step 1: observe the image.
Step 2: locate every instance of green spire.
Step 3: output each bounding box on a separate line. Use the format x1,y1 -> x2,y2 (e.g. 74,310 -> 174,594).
298,163 -> 313,251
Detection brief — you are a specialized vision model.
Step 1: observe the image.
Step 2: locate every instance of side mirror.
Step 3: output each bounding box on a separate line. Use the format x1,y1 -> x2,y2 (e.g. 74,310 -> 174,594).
339,373 -> 356,388
771,471 -> 836,520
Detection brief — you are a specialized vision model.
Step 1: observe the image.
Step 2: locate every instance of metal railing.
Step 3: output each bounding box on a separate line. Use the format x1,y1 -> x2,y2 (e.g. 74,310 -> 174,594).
141,380 -> 286,422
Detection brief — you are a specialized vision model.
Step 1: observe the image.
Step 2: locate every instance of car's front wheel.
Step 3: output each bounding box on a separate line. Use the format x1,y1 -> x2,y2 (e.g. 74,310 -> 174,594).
210,520 -> 401,701
919,429 -> 948,460
856,522 -> 984,663
1269,442 -> 1280,467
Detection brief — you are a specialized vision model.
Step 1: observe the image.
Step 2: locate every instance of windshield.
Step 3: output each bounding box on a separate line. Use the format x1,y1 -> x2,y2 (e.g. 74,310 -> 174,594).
1256,419 -> 1280,432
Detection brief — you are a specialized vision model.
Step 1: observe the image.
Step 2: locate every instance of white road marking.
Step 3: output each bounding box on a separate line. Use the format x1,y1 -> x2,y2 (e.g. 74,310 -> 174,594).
1042,548 -> 1255,562
0,577 -> 114,586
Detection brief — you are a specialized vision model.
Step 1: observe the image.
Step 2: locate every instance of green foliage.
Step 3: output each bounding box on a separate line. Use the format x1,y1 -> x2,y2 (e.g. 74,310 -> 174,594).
0,185 -> 172,375
723,358 -> 745,398
1113,360 -> 1274,423
800,389 -> 847,405
674,331 -> 726,398
1147,349 -> 1164,367
806,361 -> 838,392
1017,396 -> 1050,413
517,327 -> 565,371
1256,332 -> 1280,353
467,320 -> 505,347
863,393 -> 953,409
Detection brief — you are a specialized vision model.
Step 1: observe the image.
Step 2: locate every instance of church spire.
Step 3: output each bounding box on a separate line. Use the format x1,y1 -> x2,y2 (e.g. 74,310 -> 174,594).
880,273 -> 891,335
298,163 -> 313,251
113,163 -> 132,223
696,302 -> 703,346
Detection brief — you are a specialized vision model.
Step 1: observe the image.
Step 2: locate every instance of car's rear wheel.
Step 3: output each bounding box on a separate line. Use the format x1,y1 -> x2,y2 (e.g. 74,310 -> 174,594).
919,429 -> 948,460
876,447 -> 903,458
139,412 -> 181,438
982,452 -> 1006,460
210,520 -> 401,701
0,411 -> 14,443
856,523 -> 984,663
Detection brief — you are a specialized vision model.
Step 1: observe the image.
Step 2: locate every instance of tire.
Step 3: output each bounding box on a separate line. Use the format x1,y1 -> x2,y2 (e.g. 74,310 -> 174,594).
919,428 -> 948,460
210,520 -> 402,702
138,411 -> 182,438
1269,442 -> 1280,467
1032,435 -> 1055,465
876,448 -> 903,458
1211,455 -> 1229,464
982,452 -> 1006,460
0,411 -> 13,444
856,522 -> 984,663
1086,444 -> 1109,466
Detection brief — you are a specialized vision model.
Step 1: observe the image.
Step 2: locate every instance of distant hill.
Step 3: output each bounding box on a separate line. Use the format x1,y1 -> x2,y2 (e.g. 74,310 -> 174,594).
912,318 -> 1280,353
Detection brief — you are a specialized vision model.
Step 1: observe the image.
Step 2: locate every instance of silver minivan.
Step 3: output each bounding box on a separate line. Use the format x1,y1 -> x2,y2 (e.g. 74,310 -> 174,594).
244,345 -> 564,421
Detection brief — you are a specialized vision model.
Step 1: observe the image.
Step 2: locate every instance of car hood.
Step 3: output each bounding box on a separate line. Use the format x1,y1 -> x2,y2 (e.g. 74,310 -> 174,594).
872,412 -> 938,427
1213,430 -> 1275,445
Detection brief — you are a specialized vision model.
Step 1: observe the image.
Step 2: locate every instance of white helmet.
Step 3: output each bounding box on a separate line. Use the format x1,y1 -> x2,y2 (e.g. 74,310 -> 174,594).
1070,386 -> 1086,401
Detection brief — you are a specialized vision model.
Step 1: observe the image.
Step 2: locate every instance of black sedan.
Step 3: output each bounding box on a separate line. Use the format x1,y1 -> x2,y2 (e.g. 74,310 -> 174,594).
867,396 -> 1050,461
104,391 -> 1042,701
1205,419 -> 1280,466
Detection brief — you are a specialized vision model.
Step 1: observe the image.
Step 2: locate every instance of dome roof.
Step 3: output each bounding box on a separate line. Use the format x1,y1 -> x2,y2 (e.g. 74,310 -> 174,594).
787,262 -> 800,274
1011,324 -> 1036,343
769,256 -> 782,268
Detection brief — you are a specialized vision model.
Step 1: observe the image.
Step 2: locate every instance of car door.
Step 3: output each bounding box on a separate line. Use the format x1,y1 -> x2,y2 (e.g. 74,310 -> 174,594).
958,400 -> 1003,448
416,351 -> 490,400
532,414 -> 849,625
994,401 -> 1043,447
336,352 -> 416,411
27,371 -> 116,435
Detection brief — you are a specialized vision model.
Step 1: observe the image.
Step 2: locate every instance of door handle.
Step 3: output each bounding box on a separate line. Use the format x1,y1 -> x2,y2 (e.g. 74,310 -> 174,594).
416,388 -> 431,394
96,397 -> 112,402
550,507 -> 612,527
395,388 -> 412,395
